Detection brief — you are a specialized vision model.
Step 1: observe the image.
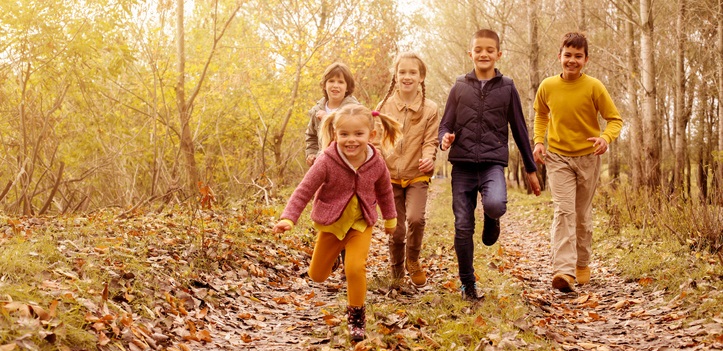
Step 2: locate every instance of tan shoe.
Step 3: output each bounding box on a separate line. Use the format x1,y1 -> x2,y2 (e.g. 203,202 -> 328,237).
576,266 -> 591,285
552,273 -> 576,292
405,260 -> 427,287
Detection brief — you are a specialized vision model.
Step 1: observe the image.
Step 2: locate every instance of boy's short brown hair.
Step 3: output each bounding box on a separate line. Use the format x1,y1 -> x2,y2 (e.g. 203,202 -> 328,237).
320,62 -> 355,100
471,29 -> 500,50
560,32 -> 588,56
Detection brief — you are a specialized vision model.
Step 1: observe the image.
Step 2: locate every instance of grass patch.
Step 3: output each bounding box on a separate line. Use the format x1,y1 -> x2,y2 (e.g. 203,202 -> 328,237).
594,184 -> 723,319
0,232 -> 98,349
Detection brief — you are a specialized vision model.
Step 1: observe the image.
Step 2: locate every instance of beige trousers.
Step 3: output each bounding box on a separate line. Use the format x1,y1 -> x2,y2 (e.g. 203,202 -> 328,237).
546,152 -> 601,277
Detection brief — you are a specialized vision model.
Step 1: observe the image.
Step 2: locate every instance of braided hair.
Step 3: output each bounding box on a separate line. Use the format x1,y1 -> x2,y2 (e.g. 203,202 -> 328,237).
377,52 -> 427,111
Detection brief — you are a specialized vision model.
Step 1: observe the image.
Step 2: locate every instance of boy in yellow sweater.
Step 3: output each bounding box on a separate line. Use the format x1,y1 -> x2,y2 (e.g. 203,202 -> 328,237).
532,32 -> 623,292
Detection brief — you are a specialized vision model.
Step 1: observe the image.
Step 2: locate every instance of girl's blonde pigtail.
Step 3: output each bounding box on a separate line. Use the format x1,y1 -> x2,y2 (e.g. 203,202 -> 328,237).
373,111 -> 403,153
319,111 -> 337,150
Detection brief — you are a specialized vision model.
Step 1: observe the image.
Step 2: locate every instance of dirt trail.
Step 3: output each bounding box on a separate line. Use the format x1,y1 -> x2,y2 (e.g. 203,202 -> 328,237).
197,181 -> 722,350
501,199 -> 722,351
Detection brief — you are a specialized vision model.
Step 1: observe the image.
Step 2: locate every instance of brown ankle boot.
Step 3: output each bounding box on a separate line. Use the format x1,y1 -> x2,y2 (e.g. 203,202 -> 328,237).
347,305 -> 366,341
576,266 -> 590,285
405,259 -> 427,287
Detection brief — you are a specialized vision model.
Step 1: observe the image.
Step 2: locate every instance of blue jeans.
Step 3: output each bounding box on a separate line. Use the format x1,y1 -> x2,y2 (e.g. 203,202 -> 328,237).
451,163 -> 507,284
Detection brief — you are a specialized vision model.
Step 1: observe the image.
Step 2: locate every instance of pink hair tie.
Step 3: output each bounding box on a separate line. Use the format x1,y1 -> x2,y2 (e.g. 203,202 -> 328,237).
371,110 -> 380,117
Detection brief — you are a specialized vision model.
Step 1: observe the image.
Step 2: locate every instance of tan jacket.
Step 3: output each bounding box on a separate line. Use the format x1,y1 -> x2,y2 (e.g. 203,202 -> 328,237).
376,91 -> 440,181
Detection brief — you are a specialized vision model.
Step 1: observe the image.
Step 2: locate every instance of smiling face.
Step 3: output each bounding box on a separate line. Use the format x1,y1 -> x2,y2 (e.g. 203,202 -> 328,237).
468,37 -> 502,79
324,74 -> 348,106
559,45 -> 588,80
395,57 -> 423,97
335,114 -> 375,164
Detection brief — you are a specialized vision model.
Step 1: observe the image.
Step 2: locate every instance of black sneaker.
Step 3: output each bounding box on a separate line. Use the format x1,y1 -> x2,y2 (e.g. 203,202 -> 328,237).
482,214 -> 500,246
461,281 -> 483,301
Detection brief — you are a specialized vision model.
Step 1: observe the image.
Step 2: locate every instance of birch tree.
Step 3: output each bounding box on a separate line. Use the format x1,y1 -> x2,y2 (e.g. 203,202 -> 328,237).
640,0 -> 661,188
673,0 -> 690,194
528,0 -> 546,189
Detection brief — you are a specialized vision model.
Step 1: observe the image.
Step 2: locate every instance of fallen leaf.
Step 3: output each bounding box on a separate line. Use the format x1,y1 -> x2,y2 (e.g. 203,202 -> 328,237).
322,315 -> 341,326
30,305 -> 49,321
47,300 -> 58,319
578,342 -> 600,349
638,277 -> 654,286
101,282 -> 109,302
198,330 -> 212,342
612,299 -> 630,309
197,307 -> 208,319
98,332 -> 111,346
574,294 -> 591,304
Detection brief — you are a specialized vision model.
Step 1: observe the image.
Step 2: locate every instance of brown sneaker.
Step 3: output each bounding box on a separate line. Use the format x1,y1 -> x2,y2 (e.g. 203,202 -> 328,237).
405,260 -> 427,287
576,266 -> 591,285
552,273 -> 576,292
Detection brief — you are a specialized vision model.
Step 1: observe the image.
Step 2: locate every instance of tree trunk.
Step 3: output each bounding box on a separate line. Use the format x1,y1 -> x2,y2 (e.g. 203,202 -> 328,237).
528,0 -> 546,190
640,0 -> 661,188
717,0 -> 723,201
626,0 -> 643,188
610,141 -> 620,184
673,0 -> 688,194
269,3 -> 331,181
578,0 -> 586,31
273,67 -> 302,179
176,0 -> 200,195
698,83 -> 710,201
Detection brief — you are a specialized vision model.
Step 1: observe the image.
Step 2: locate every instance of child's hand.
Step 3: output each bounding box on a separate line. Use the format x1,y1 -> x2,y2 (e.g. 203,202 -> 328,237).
315,110 -> 327,120
305,154 -> 316,166
527,172 -> 541,196
384,226 -> 395,235
441,133 -> 455,151
418,158 -> 434,173
533,143 -> 546,164
273,221 -> 291,233
587,137 -> 608,155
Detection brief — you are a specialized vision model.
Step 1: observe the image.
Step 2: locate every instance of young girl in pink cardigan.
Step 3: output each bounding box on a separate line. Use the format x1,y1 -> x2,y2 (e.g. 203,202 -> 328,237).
273,104 -> 402,341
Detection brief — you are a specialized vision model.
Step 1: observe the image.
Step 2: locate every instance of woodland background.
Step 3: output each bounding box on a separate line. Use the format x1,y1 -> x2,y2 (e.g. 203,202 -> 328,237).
2,1 -> 723,349
1,0 -> 722,213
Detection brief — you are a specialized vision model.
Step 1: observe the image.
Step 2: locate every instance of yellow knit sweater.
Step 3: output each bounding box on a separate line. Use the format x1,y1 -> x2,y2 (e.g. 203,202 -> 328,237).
533,74 -> 623,156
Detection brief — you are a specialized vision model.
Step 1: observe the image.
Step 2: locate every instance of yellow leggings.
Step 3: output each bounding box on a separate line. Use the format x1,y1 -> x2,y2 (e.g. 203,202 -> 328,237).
307,226 -> 372,307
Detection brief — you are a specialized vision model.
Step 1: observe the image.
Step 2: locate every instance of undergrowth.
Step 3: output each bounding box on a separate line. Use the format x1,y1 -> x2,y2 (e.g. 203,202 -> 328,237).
595,182 -> 723,319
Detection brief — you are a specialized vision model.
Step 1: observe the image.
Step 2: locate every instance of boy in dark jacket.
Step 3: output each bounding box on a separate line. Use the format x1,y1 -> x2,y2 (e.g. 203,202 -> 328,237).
438,29 -> 541,301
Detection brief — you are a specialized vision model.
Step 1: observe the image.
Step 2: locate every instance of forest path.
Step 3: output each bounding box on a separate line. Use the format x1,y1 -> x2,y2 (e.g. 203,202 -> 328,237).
501,195 -> 719,350
213,179 -> 721,350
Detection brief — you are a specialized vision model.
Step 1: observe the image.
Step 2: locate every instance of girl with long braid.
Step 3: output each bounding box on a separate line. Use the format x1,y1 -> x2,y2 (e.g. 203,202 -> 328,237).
375,52 -> 440,289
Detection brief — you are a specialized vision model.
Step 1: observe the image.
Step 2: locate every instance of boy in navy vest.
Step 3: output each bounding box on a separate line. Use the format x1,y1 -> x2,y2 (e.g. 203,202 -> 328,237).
439,29 -> 541,301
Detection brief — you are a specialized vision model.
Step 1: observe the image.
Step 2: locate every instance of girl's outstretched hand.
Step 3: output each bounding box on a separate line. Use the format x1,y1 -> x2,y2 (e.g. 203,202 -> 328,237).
273,221 -> 291,233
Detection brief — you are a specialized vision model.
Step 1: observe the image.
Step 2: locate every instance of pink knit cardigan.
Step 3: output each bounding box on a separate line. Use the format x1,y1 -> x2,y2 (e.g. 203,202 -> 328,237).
281,142 -> 396,226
